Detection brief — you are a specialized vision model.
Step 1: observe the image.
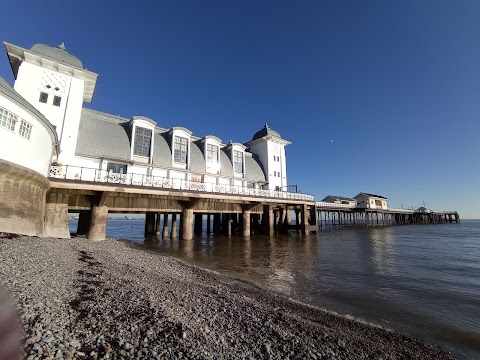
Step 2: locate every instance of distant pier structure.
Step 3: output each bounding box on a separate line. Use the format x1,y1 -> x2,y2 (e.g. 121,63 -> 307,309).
316,193 -> 460,230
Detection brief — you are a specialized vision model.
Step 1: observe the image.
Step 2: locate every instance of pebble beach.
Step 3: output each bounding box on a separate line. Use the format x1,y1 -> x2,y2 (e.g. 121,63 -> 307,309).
0,233 -> 455,359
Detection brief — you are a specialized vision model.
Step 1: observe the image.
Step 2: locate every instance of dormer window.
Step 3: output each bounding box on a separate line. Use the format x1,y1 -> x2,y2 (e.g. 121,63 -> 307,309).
133,127 -> 152,157
233,150 -> 243,174
206,144 -> 219,172
174,136 -> 188,164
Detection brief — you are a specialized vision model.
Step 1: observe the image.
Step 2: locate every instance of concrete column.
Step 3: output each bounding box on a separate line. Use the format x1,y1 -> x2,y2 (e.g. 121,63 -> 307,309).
145,212 -> 156,237
86,205 -> 108,241
194,213 -> 203,234
181,208 -> 193,240
226,214 -> 232,236
77,210 -> 91,236
162,213 -> 169,239
171,213 -> 177,239
155,212 -> 161,238
262,205 -> 274,236
44,192 -> 70,239
213,213 -> 221,234
295,209 -> 301,232
206,214 -> 211,234
242,210 -> 251,237
282,205 -> 291,234
300,204 -> 308,235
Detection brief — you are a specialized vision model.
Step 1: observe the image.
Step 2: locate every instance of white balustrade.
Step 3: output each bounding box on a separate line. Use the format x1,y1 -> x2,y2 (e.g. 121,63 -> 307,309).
49,165 -> 315,201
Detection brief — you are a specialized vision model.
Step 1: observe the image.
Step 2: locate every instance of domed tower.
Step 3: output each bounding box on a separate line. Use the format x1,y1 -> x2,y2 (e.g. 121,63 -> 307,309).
245,123 -> 291,191
4,41 -> 98,164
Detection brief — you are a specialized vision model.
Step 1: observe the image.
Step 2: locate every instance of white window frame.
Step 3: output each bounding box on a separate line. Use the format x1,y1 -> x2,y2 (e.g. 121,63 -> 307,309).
133,126 -> 152,157
174,136 -> 189,164
0,106 -> 18,131
19,119 -> 33,140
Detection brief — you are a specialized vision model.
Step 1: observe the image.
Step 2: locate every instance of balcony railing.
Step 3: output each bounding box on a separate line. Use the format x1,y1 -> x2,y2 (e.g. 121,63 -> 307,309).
49,165 -> 315,201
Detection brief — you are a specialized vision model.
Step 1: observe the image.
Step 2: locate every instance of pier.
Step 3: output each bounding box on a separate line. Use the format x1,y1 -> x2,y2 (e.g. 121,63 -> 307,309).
315,202 -> 460,230
47,165 -> 318,241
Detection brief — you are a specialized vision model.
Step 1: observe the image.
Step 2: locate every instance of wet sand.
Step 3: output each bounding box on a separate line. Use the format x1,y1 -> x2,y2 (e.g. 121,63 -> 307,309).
0,234 -> 455,359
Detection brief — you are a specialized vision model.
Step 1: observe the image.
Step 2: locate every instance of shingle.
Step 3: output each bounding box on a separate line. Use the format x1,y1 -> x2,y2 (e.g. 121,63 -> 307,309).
30,43 -> 83,68
219,149 -> 233,177
152,132 -> 171,167
245,155 -> 266,182
75,110 -> 131,161
190,141 -> 205,173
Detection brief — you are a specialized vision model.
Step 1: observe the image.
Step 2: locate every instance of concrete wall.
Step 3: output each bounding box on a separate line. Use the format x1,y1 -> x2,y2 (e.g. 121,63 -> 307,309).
0,159 -> 50,236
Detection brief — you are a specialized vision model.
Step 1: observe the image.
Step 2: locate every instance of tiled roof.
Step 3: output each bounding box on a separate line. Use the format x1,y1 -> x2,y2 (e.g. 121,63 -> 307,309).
0,76 -> 57,142
76,109 -> 131,161
321,195 -> 355,202
75,108 -> 267,182
252,123 -> 282,141
354,192 -> 388,200
190,141 -> 205,173
219,149 -> 233,177
152,132 -> 171,167
245,155 -> 266,182
30,43 -> 83,69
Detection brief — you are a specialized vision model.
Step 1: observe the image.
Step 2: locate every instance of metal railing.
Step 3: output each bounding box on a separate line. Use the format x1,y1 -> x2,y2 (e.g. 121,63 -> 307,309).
315,201 -> 355,208
49,165 -> 315,201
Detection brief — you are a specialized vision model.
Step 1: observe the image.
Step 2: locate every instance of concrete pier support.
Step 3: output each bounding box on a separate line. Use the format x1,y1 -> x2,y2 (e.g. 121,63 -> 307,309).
300,204 -> 308,235
194,213 -> 203,234
226,214 -> 232,236
171,213 -> 177,239
162,213 -> 169,239
181,208 -> 193,240
262,205 -> 274,236
77,210 -> 91,236
86,204 -> 108,241
145,212 -> 156,237
242,209 -> 251,237
44,192 -> 70,239
155,212 -> 161,238
213,213 -> 221,234
295,209 -> 301,232
206,214 -> 211,234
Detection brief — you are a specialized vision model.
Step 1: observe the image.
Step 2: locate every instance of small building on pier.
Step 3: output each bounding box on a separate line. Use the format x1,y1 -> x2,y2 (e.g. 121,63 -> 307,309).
354,192 -> 389,210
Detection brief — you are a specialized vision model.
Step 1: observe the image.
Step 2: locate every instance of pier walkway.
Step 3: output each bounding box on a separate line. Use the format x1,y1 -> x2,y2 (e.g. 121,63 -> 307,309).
315,202 -> 460,230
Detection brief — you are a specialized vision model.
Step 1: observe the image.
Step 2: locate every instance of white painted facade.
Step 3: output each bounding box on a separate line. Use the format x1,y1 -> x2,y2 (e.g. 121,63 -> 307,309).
0,94 -> 56,176
246,126 -> 291,191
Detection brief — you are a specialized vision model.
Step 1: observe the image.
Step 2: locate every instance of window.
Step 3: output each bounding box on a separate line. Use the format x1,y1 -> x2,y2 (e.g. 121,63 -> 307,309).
233,150 -> 243,173
133,127 -> 152,157
19,120 -> 32,140
174,136 -> 188,163
274,171 -> 276,176
206,144 -> 219,169
53,96 -> 62,107
0,106 -> 18,131
39,92 -> 48,103
107,163 -> 127,173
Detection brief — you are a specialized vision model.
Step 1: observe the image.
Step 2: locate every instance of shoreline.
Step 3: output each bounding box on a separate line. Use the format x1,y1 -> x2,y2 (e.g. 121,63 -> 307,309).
0,234 -> 455,359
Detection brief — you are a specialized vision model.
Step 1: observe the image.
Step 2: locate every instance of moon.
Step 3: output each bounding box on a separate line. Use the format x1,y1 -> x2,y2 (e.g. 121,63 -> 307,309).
330,139 -> 334,143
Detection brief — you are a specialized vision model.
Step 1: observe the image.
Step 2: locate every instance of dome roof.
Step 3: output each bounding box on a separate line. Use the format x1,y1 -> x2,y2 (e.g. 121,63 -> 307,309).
30,43 -> 83,68
251,123 -> 281,141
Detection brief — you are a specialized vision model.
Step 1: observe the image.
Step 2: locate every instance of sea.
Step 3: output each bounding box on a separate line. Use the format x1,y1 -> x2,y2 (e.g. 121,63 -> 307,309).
69,219 -> 480,359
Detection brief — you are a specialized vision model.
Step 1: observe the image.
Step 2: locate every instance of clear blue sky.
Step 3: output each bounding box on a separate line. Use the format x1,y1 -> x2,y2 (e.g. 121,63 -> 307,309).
1,1 -> 479,218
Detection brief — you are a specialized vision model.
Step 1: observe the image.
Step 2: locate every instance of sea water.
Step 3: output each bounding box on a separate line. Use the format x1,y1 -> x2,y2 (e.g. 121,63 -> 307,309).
69,219 -> 480,359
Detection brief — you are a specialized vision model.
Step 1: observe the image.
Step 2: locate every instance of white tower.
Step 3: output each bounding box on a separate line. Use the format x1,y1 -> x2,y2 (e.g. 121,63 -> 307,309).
245,124 -> 291,191
4,42 -> 98,164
